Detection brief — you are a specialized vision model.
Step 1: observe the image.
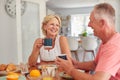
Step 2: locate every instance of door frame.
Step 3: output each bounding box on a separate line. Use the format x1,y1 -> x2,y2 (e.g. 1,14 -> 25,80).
16,0 -> 46,63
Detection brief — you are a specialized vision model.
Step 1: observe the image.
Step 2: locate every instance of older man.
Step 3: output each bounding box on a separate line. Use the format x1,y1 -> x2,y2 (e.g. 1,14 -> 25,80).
56,3 -> 120,80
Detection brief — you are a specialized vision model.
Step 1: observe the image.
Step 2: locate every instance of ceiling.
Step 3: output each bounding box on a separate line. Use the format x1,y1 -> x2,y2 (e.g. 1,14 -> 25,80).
46,0 -> 101,15
46,0 -> 100,9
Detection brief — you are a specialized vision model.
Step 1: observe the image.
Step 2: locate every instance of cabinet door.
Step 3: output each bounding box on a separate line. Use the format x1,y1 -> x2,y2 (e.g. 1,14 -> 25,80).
16,0 -> 46,63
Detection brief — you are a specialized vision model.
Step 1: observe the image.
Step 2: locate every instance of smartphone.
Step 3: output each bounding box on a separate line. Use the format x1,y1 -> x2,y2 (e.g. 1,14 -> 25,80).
58,54 -> 67,60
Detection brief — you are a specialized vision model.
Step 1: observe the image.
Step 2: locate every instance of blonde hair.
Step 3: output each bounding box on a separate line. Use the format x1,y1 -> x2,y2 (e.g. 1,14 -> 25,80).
41,14 -> 61,36
93,3 -> 115,26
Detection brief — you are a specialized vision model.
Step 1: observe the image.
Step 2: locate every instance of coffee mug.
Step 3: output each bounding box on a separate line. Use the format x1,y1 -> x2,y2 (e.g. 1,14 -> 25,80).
44,38 -> 52,48
58,54 -> 67,60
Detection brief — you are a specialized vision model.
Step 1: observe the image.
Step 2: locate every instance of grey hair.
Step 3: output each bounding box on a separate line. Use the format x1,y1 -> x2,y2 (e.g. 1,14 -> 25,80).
93,3 -> 115,26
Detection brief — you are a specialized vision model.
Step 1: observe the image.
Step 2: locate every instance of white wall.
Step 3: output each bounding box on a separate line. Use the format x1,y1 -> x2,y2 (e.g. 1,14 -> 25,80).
46,9 -> 55,15
0,0 -> 46,64
0,0 -> 18,64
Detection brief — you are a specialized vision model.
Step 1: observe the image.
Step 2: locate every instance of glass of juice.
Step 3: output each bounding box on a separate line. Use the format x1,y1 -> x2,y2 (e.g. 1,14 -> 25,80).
6,72 -> 19,80
43,76 -> 53,80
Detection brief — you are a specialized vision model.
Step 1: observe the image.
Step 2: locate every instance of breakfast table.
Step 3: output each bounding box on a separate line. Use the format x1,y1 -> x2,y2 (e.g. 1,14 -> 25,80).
0,63 -> 74,80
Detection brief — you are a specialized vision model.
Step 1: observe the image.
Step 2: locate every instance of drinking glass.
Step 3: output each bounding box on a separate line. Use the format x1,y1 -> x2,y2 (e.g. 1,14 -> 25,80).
20,63 -> 29,75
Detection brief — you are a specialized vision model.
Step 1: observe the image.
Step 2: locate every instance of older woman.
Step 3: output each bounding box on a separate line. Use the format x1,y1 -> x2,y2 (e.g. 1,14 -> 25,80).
28,14 -> 71,66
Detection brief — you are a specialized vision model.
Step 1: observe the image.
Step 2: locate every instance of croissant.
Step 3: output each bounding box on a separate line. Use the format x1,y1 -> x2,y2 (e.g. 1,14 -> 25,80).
0,64 -> 7,71
6,64 -> 16,72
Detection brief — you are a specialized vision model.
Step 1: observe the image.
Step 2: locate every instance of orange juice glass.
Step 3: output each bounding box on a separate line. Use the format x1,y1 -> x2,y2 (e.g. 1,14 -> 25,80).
6,73 -> 19,80
43,76 -> 53,80
7,76 -> 18,80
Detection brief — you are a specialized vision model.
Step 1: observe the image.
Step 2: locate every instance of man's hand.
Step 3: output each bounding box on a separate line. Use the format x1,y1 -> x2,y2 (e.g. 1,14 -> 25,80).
71,58 -> 79,69
55,57 -> 75,74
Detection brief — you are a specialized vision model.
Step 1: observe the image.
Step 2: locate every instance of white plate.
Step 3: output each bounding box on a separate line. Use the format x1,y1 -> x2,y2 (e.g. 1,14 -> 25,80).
27,74 -> 41,80
59,69 -> 84,80
59,72 -> 73,80
0,67 -> 21,76
0,71 -> 6,76
38,64 -> 57,70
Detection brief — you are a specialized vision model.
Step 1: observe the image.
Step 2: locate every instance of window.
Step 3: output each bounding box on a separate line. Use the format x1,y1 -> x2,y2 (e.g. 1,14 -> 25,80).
70,14 -> 93,37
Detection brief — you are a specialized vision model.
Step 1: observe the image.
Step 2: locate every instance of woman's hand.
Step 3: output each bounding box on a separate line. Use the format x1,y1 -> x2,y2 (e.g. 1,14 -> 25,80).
29,38 -> 43,66
33,38 -> 43,52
